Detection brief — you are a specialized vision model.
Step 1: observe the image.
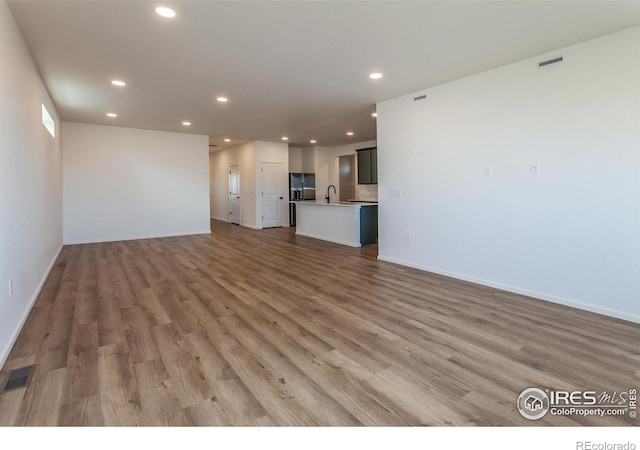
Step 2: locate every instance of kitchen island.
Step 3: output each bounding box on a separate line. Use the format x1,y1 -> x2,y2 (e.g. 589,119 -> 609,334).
292,201 -> 378,247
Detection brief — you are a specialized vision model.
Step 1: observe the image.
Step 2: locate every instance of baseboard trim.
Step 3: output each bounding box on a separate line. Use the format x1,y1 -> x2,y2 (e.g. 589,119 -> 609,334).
63,229 -> 212,245
377,255 -> 640,324
0,244 -> 63,369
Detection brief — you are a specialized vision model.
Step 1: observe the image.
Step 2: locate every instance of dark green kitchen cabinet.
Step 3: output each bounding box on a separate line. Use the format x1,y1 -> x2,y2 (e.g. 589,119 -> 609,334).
357,147 -> 377,185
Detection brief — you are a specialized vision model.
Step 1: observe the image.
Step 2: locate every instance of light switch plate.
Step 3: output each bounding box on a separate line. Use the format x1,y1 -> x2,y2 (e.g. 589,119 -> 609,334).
389,189 -> 401,198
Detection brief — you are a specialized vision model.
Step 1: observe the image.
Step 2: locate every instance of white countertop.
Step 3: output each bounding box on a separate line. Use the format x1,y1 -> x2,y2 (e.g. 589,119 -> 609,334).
290,200 -> 378,207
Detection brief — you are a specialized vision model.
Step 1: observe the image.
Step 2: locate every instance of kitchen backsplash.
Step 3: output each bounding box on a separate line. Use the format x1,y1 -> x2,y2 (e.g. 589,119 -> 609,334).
357,184 -> 379,201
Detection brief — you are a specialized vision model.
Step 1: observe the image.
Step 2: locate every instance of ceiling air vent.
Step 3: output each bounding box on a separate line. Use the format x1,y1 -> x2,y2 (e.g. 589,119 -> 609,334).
538,56 -> 563,68
414,94 -> 427,101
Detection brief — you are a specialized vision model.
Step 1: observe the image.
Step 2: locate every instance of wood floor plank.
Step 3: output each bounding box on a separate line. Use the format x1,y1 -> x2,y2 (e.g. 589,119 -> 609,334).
126,326 -> 161,364
62,348 -> 99,404
285,307 -> 390,375
97,344 -> 141,426
208,379 -> 266,426
1,219 -> 638,426
151,323 -> 213,409
313,350 -> 420,426
138,288 -> 174,327
184,398 -> 231,426
5,304 -> 54,360
211,322 -> 319,426
135,383 -> 190,426
251,414 -> 278,426
366,366 -> 473,426
58,395 -> 105,426
95,258 -> 127,348
219,313 -> 361,426
14,367 -> 67,426
131,358 -> 170,388
0,389 -> 25,426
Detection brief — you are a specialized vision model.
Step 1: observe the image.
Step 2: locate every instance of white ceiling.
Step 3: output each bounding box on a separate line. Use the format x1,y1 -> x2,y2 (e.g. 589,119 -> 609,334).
8,1 -> 640,150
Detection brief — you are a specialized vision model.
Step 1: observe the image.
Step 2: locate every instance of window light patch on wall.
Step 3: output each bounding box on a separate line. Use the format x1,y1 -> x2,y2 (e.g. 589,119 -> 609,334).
41,104 -> 55,138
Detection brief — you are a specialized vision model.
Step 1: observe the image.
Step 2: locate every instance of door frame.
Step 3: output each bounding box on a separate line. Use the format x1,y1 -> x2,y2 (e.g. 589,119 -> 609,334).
260,162 -> 285,229
229,164 -> 240,225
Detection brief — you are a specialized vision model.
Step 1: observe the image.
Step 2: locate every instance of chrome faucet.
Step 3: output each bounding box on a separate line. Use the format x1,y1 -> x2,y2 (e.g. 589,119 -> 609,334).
326,185 -> 336,203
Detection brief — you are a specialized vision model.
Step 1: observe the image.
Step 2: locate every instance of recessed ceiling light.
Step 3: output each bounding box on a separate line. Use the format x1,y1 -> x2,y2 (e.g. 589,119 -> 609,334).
182,121 -> 191,126
331,121 -> 339,125
281,137 -> 288,141
371,112 -> 378,117
346,131 -> 354,136
106,113 -> 117,118
111,80 -> 126,87
224,138 -> 231,142
155,6 -> 176,18
217,97 -> 228,103
310,140 -> 317,144
369,72 -> 383,80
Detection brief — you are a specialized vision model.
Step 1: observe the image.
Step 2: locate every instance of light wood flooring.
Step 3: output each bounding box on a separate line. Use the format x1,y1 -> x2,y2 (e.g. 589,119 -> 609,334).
1,220 -> 638,426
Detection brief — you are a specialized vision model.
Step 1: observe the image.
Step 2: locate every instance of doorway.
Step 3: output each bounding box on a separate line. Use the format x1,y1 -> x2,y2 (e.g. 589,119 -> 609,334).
229,165 -> 240,225
261,162 -> 285,228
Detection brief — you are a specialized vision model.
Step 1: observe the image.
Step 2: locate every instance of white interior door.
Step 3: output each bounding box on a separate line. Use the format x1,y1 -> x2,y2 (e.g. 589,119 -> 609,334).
261,162 -> 284,228
229,165 -> 240,225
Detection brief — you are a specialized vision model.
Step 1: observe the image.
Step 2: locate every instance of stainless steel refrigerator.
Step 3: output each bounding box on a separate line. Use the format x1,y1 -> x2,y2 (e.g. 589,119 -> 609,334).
289,173 -> 315,225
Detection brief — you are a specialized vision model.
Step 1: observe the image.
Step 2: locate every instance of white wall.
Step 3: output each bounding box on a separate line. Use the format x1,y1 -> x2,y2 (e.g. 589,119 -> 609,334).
314,140 -> 377,202
377,26 -> 640,323
0,1 -> 63,366
301,147 -> 315,174
63,122 -> 210,244
209,141 -> 257,228
289,147 -> 302,173
289,147 -> 316,174
256,141 -> 290,228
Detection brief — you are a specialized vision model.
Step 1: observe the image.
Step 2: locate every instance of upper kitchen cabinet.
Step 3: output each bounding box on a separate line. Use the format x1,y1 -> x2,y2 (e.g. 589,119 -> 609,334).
357,147 -> 377,185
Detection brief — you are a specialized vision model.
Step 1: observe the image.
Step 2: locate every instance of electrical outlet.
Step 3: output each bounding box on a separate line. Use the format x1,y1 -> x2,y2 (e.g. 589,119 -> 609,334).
530,163 -> 541,175
484,166 -> 492,176
405,234 -> 412,243
9,279 -> 13,295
